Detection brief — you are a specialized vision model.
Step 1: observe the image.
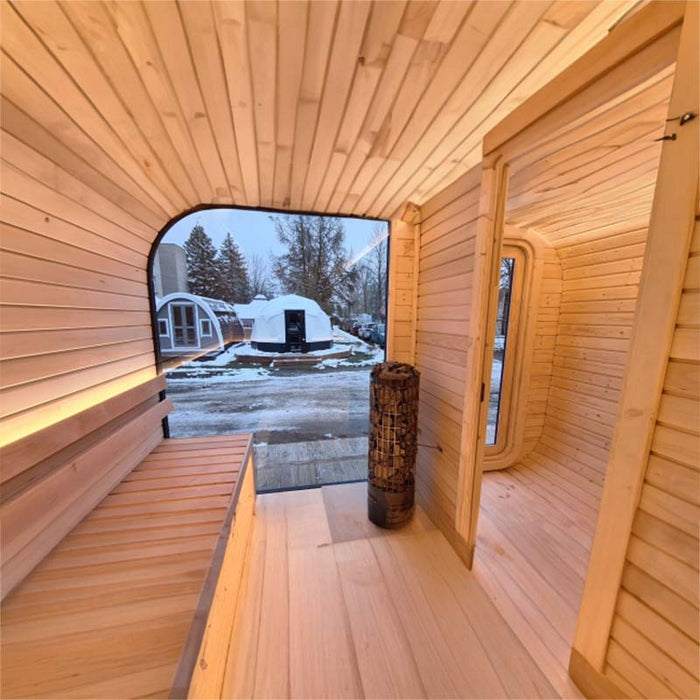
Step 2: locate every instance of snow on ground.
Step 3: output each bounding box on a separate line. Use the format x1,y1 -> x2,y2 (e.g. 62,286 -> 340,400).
164,328 -> 385,444
166,367 -> 373,444
168,326 -> 384,379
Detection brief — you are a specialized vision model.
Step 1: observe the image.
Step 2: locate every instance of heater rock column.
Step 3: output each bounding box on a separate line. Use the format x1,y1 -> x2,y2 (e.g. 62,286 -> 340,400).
367,361 -> 420,528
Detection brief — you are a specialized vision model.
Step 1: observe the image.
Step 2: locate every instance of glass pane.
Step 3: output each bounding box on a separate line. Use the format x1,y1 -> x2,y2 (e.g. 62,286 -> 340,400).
154,211 -> 389,492
486,257 -> 516,446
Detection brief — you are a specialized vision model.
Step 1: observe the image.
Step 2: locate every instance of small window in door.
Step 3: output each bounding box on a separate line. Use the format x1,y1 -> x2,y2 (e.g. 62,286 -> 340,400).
200,318 -> 212,336
158,319 -> 169,336
486,256 -> 518,446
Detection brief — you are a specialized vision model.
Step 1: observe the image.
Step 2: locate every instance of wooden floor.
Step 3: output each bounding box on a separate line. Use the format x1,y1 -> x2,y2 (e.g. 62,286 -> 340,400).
475,450 -> 603,699
0,434 -> 251,699
223,459 -> 601,699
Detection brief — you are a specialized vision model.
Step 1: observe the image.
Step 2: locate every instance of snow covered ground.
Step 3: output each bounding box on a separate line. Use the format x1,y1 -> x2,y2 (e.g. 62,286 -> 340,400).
165,329 -> 385,445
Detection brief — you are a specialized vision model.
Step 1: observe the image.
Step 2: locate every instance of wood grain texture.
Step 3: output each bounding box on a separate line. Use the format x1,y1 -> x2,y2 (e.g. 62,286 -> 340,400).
222,480 -> 560,699
0,434 -> 253,700
0,0 -> 639,224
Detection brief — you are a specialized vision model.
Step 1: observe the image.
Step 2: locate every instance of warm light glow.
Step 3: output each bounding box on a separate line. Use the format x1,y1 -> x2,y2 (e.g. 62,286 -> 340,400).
160,341 -> 224,370
0,367 -> 158,448
345,230 -> 389,270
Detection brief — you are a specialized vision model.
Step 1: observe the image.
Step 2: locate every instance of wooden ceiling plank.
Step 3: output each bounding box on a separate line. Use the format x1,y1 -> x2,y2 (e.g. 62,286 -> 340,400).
516,193 -> 656,239
336,0 -> 458,213
148,1 -> 235,204
247,0 -> 278,208
300,0 -> 372,212
178,0 -> 247,205
272,0 -> 308,210
326,31 -> 421,214
506,100 -> 670,197
517,177 -> 657,220
492,21 -> 681,164
510,157 -> 661,222
507,63 -> 674,174
0,96 -> 165,232
0,55 -> 169,227
373,1 -> 603,219
1,129 -> 156,243
0,4 -> 179,217
288,0 -> 339,211
484,0 -> 685,155
508,138 -> 663,213
312,0 -> 407,213
394,1 -> 651,212
213,0 -> 261,207
387,2 -> 602,211
354,0 -> 544,216
417,69 -> 668,217
105,1 -> 216,202
38,0 -> 197,210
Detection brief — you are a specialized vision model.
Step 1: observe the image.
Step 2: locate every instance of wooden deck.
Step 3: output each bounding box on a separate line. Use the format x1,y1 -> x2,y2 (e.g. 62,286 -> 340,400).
0,434 -> 252,699
223,460 -> 599,699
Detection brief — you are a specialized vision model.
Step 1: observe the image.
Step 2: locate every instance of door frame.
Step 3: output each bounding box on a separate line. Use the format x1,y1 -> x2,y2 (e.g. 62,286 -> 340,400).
455,0 -> 685,565
170,302 -> 199,350
453,0 -> 691,692
284,309 -> 306,352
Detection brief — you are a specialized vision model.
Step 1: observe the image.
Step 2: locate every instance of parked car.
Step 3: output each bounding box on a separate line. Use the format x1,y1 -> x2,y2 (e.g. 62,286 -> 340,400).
358,322 -> 376,341
370,323 -> 386,348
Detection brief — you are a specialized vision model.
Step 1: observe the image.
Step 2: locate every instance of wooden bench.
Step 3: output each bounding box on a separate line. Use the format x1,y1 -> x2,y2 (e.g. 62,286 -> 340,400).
0,377 -> 256,698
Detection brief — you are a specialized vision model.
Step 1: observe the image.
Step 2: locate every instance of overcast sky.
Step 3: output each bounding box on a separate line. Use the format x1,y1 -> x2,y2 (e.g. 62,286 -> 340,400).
161,208 -> 388,265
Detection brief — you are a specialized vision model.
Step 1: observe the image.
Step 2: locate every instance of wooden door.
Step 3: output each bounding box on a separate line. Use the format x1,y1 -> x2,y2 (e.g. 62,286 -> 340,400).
454,1 -> 691,569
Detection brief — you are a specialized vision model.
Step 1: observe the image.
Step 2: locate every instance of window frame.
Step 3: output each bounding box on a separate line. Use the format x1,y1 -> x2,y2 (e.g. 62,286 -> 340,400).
484,244 -> 527,457
200,318 -> 213,337
158,318 -> 169,337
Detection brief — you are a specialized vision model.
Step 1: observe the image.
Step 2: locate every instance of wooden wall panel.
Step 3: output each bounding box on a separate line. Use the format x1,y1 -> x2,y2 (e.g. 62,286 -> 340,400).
0,132 -> 159,447
538,226 -> 650,483
602,222 -> 700,699
412,167 -> 481,551
386,217 -> 417,365
520,245 -> 562,456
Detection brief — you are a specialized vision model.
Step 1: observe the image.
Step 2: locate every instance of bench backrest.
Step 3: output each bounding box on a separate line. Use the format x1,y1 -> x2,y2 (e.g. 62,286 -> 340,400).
0,375 -> 171,599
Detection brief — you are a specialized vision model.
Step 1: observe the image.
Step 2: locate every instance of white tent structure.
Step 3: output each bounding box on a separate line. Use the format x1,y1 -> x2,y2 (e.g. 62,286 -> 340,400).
251,294 -> 332,353
233,294 -> 269,339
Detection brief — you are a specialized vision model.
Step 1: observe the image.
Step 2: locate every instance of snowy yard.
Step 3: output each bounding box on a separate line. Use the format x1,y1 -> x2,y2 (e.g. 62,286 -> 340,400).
165,329 -> 384,445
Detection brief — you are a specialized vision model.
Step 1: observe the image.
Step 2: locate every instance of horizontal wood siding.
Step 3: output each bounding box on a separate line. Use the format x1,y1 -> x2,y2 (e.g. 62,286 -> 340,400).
602,222 -> 700,699
387,218 -> 416,364
413,167 -> 481,544
522,246 -> 562,455
0,130 -> 159,447
521,227 -> 651,524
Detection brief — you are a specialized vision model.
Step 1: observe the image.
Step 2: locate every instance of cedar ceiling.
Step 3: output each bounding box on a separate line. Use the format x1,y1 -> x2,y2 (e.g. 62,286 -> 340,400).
1,0 -> 643,231
505,63 -> 674,247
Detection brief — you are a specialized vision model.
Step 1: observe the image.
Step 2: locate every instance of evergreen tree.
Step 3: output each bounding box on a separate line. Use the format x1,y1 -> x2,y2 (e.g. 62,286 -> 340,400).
218,232 -> 251,303
271,215 -> 354,314
183,224 -> 222,297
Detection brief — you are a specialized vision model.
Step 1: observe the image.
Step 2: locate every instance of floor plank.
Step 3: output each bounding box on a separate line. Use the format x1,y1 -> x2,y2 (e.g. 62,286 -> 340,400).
223,475 -> 587,699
